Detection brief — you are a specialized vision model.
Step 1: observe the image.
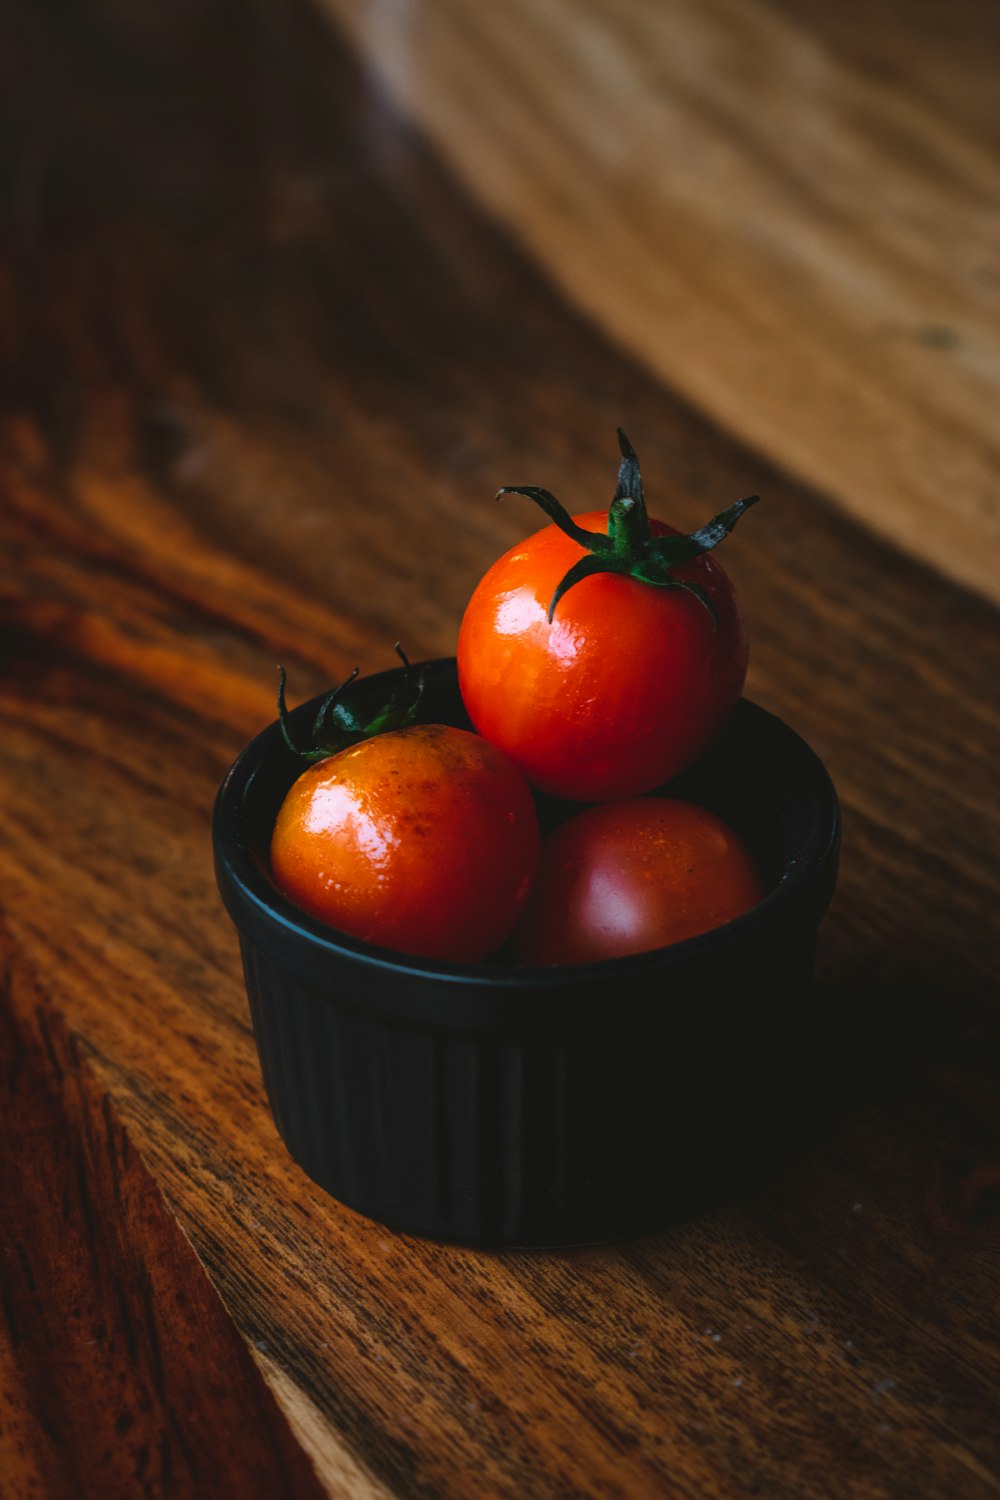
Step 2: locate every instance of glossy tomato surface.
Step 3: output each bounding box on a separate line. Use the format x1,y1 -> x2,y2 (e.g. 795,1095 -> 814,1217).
457,511 -> 748,801
514,798 -> 763,965
270,725 -> 539,963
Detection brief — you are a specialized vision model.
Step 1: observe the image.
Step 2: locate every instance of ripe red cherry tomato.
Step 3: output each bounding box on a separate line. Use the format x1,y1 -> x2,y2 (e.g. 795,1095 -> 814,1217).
458,432 -> 756,802
271,724 -> 540,963
514,799 -> 763,965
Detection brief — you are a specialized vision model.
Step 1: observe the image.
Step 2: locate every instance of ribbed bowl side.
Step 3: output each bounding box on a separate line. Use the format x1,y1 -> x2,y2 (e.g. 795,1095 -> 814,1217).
242,939 -> 573,1241
240,933 -> 818,1247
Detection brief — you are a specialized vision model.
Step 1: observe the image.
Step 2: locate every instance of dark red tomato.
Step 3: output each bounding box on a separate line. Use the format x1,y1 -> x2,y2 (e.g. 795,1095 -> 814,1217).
514,799 -> 763,965
270,725 -> 539,963
458,507 -> 748,801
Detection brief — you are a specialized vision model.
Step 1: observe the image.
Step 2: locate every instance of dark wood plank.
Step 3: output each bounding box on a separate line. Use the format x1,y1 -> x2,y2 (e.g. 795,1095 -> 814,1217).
0,932 -> 327,1500
1,2 -> 998,1498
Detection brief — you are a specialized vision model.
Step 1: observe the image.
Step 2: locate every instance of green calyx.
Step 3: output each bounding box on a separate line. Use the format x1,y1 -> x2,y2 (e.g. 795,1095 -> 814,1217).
277,644 -> 425,762
498,428 -> 759,626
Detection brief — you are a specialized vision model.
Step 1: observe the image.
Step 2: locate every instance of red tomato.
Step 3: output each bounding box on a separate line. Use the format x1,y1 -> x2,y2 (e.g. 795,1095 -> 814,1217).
270,725 -> 539,963
514,799 -> 763,965
458,507 -> 748,801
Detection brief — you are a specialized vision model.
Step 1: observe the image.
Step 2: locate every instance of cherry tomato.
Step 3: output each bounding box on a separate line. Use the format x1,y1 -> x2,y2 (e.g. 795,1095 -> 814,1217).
514,799 -> 763,965
457,432 -> 755,802
270,724 -> 540,964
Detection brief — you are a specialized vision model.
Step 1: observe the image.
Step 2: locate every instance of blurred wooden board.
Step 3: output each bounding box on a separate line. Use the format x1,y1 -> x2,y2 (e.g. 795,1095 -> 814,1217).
324,0 -> 1000,605
1,1 -> 998,1497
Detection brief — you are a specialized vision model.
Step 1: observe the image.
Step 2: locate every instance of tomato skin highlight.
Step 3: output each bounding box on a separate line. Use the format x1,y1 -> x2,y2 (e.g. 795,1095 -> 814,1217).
457,511 -> 748,801
514,799 -> 763,966
270,725 -> 540,963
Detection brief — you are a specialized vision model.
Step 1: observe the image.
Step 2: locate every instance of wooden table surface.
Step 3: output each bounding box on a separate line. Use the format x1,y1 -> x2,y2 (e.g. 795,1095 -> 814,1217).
2,2 -> 998,1496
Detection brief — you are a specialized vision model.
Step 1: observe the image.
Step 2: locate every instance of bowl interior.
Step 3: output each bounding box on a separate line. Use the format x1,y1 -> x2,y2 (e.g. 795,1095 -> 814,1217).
216,658 -> 839,992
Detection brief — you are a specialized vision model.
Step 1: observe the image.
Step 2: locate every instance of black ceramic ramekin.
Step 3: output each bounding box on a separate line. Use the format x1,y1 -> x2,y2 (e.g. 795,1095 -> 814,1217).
214,658 -> 840,1247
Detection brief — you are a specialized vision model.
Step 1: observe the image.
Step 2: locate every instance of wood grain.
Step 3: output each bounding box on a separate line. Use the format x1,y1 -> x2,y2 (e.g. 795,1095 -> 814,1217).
0,935 -> 327,1500
322,0 -> 1000,606
1,1 -> 999,1497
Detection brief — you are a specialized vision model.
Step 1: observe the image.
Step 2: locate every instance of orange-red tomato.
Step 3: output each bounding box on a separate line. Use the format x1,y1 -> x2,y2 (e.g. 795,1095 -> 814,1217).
514,798 -> 763,965
270,725 -> 539,963
457,510 -> 748,802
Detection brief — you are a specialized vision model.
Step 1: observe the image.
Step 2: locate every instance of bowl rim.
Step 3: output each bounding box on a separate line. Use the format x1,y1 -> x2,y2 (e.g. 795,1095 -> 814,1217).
213,657 -> 841,994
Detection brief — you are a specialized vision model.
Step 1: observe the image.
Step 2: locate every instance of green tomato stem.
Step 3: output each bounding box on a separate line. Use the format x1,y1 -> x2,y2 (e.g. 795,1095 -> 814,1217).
499,428 -> 759,625
276,645 -> 424,762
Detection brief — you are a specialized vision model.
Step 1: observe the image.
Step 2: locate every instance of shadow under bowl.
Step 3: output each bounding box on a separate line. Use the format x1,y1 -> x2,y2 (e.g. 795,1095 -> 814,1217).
213,658 -> 840,1247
